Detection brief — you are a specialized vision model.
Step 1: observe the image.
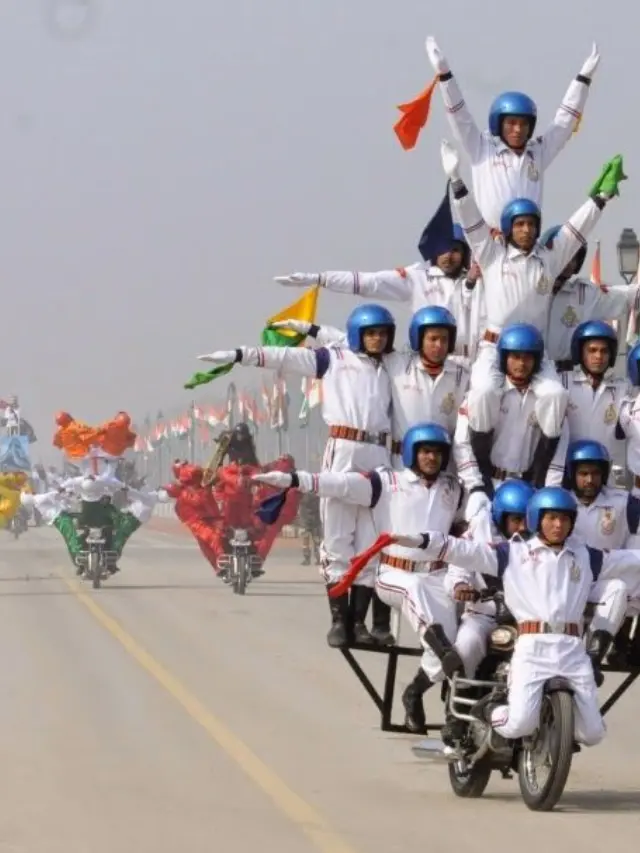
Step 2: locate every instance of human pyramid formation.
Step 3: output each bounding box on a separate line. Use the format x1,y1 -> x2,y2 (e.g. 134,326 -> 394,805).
195,36 -> 640,749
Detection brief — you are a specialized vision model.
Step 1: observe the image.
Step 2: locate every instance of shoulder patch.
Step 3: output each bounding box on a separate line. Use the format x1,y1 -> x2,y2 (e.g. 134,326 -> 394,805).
395,267 -> 408,278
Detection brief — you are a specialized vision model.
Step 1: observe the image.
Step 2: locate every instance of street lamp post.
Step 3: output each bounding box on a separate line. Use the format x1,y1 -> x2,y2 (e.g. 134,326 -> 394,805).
615,227 -> 640,378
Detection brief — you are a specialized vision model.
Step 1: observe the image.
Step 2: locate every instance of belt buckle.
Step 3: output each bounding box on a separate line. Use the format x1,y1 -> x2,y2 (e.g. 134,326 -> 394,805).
547,622 -> 564,634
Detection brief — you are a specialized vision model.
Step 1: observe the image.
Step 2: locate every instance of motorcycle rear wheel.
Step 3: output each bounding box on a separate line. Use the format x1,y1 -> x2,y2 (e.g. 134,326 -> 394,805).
518,690 -> 574,811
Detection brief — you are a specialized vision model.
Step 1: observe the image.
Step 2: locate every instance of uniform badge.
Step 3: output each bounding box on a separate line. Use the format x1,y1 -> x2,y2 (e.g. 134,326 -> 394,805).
440,392 -> 456,415
600,508 -> 616,536
527,160 -> 540,182
561,305 -> 578,328
569,559 -> 581,582
528,411 -> 538,427
604,403 -> 617,425
441,481 -> 455,507
536,275 -> 551,295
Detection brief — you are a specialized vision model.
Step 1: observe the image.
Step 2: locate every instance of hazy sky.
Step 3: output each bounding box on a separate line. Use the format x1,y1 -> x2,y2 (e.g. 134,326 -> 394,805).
0,0 -> 636,459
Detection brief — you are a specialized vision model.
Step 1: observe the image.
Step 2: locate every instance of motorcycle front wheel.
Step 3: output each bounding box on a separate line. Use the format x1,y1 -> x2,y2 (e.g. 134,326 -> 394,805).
518,690 -> 574,811
88,551 -> 101,590
448,755 -> 492,798
232,554 -> 247,595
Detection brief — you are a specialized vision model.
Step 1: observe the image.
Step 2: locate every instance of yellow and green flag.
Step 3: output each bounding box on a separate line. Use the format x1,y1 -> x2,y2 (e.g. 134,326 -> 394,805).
184,286 -> 320,390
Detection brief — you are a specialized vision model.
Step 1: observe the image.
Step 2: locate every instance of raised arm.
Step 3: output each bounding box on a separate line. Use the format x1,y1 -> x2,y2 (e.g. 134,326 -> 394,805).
546,197 -> 606,279
274,270 -> 413,302
584,282 -> 640,324
545,418 -> 569,487
600,548 -> 640,598
539,44 -> 600,170
442,142 -> 498,270
452,397 -> 485,493
425,37 -> 484,163
252,468 -> 382,508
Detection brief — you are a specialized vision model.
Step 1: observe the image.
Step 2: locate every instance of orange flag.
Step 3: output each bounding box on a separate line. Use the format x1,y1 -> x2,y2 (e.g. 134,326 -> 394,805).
393,76 -> 438,151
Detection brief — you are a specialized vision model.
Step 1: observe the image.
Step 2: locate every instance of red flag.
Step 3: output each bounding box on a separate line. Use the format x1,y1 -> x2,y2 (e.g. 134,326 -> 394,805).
328,533 -> 395,597
393,77 -> 438,151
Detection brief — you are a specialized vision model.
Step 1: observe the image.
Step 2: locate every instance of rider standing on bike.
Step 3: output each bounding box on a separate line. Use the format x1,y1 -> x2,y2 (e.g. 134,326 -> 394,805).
393,486 -> 639,747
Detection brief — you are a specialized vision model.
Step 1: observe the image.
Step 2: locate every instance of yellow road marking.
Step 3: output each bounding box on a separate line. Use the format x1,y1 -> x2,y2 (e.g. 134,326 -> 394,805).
60,575 -> 359,853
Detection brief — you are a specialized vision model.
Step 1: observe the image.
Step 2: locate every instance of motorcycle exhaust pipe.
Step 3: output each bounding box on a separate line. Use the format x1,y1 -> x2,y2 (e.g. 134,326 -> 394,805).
411,738 -> 460,763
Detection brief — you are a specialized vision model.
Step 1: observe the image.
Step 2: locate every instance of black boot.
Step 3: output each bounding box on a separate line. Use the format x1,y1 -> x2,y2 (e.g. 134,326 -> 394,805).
370,594 -> 395,646
349,585 -> 374,644
326,584 -> 350,648
525,435 -> 560,489
588,629 -> 613,687
469,428 -> 495,498
469,687 -> 508,724
422,624 -> 464,678
402,668 -> 433,733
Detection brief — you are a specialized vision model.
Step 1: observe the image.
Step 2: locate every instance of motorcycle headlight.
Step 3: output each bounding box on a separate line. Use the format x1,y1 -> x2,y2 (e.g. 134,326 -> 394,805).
489,626 -> 517,651
232,529 -> 249,543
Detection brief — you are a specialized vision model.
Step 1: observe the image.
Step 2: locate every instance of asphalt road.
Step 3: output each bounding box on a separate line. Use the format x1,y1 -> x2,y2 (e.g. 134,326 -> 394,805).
0,524 -> 638,853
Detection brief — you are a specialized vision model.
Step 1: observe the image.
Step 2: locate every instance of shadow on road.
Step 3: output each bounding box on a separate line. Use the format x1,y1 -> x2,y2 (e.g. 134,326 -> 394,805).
559,788 -> 640,812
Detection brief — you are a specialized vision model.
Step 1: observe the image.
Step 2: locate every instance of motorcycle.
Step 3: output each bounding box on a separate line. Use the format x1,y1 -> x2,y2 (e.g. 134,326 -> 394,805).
77,526 -> 118,589
413,589 -> 579,812
225,527 -> 253,595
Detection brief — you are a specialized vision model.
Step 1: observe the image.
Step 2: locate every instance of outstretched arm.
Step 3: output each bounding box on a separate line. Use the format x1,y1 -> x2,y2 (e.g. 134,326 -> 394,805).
197,345 -> 332,379
274,270 -> 414,302
539,44 -> 600,170
391,530 -> 502,576
426,37 -> 484,164
547,197 -> 607,279
252,469 -> 384,508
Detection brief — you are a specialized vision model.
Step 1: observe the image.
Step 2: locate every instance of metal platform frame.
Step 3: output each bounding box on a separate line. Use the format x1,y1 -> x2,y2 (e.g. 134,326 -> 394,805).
340,643 -> 640,734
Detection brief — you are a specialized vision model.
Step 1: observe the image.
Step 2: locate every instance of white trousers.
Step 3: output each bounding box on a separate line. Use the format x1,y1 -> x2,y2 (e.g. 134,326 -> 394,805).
490,635 -> 605,746
320,436 -> 390,586
468,343 -> 568,437
375,568 -> 481,681
589,578 -> 628,636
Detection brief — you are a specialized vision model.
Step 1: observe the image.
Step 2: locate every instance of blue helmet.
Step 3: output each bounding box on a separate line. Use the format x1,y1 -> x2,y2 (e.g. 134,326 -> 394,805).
500,198 -> 541,240
570,320 -> 618,367
488,91 -> 537,139
492,479 -> 535,534
345,304 -> 396,354
565,439 -> 611,486
408,306 -> 457,354
540,224 -> 587,276
401,422 -> 451,470
526,486 -> 577,535
497,323 -> 544,375
628,341 -> 640,386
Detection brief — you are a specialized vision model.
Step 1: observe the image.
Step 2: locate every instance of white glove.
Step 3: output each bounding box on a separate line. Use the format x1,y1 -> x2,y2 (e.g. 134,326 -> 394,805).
440,140 -> 461,181
269,319 -> 312,335
274,273 -> 320,287
580,42 -> 600,78
425,36 -> 449,74
392,533 -> 425,548
464,490 -> 491,523
156,488 -> 172,503
252,471 -> 293,489
196,349 -> 238,364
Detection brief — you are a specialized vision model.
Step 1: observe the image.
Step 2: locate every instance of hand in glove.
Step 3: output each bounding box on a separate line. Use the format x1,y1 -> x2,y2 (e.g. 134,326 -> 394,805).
453,582 -> 477,602
425,36 -> 449,75
392,533 -> 428,548
196,349 -> 239,365
589,155 -> 626,199
580,42 -> 600,78
252,471 -> 293,489
273,273 -> 320,287
269,319 -> 312,336
440,140 -> 461,181
464,490 -> 491,523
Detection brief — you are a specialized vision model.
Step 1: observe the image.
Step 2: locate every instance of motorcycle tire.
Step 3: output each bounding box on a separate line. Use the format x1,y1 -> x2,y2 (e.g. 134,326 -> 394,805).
518,690 -> 574,812
448,755 -> 492,798
232,554 -> 247,596
88,551 -> 101,590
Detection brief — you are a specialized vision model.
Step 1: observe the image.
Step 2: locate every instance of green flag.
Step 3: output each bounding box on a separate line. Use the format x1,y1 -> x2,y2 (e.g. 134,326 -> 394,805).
183,362 -> 234,390
589,155 -> 627,198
